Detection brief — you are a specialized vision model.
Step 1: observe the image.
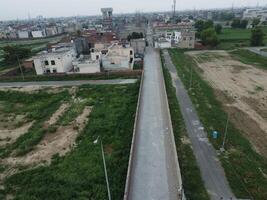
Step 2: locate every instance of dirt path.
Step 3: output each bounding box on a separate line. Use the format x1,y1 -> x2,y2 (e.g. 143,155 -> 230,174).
187,50 -> 267,158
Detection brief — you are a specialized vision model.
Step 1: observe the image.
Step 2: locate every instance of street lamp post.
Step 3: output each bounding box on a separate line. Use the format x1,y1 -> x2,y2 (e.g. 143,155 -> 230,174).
16,55 -> 25,81
94,137 -> 111,200
221,113 -> 229,152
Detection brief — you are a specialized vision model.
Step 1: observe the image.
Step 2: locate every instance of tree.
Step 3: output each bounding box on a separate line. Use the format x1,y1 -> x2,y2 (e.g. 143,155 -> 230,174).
231,18 -> 241,28
250,27 -> 265,46
252,18 -> 260,28
201,28 -> 219,46
240,19 -> 248,29
204,20 -> 214,30
231,18 -> 248,29
215,24 -> 222,34
3,46 -> 31,64
127,32 -> 144,41
195,20 -> 205,33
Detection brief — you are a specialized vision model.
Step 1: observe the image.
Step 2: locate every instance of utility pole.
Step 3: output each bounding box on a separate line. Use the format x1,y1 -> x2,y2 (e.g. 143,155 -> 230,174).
173,0 -> 176,21
16,55 -> 25,81
94,137 -> 112,200
221,113 -> 230,151
189,65 -> 193,90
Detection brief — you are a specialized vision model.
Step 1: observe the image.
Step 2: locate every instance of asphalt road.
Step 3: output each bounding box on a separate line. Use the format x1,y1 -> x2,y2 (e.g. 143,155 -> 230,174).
127,47 -> 182,200
245,46 -> 267,58
0,79 -> 137,88
162,50 -> 235,200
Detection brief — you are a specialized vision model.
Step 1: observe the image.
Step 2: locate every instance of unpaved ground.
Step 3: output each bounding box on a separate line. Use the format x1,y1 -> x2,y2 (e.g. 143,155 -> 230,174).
0,122 -> 34,147
4,106 -> 92,166
187,50 -> 267,157
44,103 -> 70,127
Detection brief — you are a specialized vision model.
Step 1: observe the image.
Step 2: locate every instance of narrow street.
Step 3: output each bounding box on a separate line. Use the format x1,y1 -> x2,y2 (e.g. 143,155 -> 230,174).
162,50 -> 235,200
127,46 -> 182,200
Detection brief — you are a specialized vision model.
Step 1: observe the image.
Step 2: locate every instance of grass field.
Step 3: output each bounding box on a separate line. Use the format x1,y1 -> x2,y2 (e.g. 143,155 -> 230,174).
0,35 -> 65,71
168,49 -> 267,200
230,49 -> 267,70
217,27 -> 267,50
161,54 -> 210,200
0,83 -> 139,199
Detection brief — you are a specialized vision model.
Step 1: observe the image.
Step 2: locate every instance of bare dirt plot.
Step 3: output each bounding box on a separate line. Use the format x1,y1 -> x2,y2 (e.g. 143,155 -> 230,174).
4,106 -> 92,166
44,103 -> 70,127
187,50 -> 267,157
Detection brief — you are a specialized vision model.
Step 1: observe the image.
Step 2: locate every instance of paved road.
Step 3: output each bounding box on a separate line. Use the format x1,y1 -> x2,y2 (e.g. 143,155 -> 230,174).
127,47 -> 182,200
245,46 -> 267,58
162,50 -> 235,200
0,79 -> 137,88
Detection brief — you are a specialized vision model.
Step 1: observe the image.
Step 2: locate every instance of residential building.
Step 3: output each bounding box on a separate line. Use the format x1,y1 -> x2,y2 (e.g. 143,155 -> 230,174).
102,43 -> 134,71
18,31 -> 29,39
130,38 -> 146,55
32,30 -> 46,38
243,8 -> 267,22
73,55 -> 101,74
33,44 -> 77,75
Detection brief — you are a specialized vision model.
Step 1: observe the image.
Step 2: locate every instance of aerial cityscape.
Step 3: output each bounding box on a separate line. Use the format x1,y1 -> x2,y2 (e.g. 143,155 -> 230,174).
0,0 -> 267,200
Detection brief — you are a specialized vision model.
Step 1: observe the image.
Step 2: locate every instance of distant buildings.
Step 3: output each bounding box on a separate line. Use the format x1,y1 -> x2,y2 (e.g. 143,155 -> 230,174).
243,8 -> 267,22
153,21 -> 195,49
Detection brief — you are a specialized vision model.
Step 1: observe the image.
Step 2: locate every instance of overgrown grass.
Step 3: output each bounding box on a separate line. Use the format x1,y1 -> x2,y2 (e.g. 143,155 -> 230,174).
168,49 -> 267,199
230,49 -> 267,70
161,54 -> 209,200
216,27 -> 267,50
1,83 -> 139,199
0,90 -> 70,156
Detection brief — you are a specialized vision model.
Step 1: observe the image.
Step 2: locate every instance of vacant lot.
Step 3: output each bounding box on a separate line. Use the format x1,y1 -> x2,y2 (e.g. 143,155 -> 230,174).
0,82 -> 139,199
169,49 -> 267,199
187,50 -> 267,158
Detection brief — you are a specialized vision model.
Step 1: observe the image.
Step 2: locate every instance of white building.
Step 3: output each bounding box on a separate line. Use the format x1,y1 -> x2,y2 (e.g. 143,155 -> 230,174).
102,43 -> 134,71
130,38 -> 146,55
33,45 -> 77,75
18,31 -> 29,39
155,38 -> 172,49
32,30 -> 46,38
73,56 -> 101,74
243,8 -> 267,22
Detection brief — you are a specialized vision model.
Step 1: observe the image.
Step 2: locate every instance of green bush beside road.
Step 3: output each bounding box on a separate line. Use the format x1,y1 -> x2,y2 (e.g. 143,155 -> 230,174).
168,49 -> 267,199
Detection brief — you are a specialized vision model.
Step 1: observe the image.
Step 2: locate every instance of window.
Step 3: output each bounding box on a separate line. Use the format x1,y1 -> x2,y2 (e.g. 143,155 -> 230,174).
183,37 -> 186,41
52,68 -> 57,73
130,50 -> 133,55
130,58 -> 133,63
190,37 -> 193,40
44,60 -> 49,65
46,69 -> 50,73
96,55 -> 99,60
51,60 -> 56,65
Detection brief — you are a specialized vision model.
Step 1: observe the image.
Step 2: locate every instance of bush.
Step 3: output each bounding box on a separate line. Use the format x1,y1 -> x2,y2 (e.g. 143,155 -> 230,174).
201,28 -> 219,46
250,27 -> 265,46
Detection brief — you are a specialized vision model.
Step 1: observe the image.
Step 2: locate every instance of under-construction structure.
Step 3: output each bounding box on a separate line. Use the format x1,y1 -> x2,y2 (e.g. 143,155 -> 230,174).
101,8 -> 113,31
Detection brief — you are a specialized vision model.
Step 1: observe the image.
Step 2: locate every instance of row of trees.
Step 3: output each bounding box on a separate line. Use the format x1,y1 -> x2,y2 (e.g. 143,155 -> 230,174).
127,32 -> 144,41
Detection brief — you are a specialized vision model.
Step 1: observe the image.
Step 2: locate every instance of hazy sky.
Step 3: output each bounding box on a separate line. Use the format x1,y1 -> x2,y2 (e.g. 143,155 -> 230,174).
0,0 -> 266,21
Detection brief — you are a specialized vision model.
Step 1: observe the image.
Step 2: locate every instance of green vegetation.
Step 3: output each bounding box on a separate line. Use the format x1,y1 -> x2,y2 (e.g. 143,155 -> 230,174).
0,90 -> 69,157
161,54 -> 209,200
0,35 -> 65,71
250,27 -> 266,46
168,49 -> 267,199
201,28 -> 219,47
230,49 -> 267,70
127,32 -> 144,41
215,24 -> 222,34
231,18 -> 248,29
261,48 -> 267,52
217,27 -> 267,50
2,46 -> 31,65
0,83 -> 139,199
